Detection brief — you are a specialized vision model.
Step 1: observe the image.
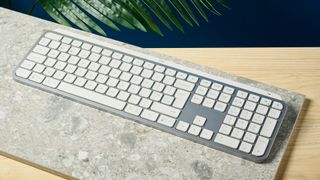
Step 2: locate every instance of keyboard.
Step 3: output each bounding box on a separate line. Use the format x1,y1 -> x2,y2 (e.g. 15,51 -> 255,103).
13,29 -> 287,162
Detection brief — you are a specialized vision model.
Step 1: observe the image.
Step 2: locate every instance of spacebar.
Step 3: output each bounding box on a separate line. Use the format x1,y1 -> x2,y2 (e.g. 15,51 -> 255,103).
58,82 -> 126,110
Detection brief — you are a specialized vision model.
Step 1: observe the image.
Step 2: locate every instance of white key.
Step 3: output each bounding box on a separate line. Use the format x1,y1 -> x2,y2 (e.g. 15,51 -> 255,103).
54,61 -> 66,70
191,94 -> 203,104
165,68 -> 176,76
84,81 -> 97,90
187,75 -> 198,83
236,90 -> 248,99
109,69 -> 122,78
164,86 -> 176,96
85,71 -> 98,80
21,60 -> 35,69
96,74 -> 108,84
141,69 -> 153,78
78,59 -> 90,68
239,142 -> 252,153
143,62 -> 155,69
98,65 -> 111,75
27,52 -> 46,63
92,46 -> 102,53
57,52 -> 70,61
95,84 -> 108,94
141,79 -> 154,88
109,59 -> 121,68
88,53 -> 101,62
173,89 -> 190,109
61,37 -> 72,44
223,115 -> 236,126
72,40 -> 82,47
151,102 -> 181,118
33,45 -> 49,55
272,101 -> 283,110
211,83 -> 223,90
120,72 -> 132,82
48,41 -> 60,49
161,95 -> 174,105
193,116 -> 206,126
152,82 -> 165,92
128,84 -> 140,94
176,121 -> 190,132
231,128 -> 244,139
248,123 -> 261,134
117,81 -> 130,91
157,115 -> 176,127
240,110 -> 253,120
74,77 -> 87,87
228,106 -> 241,116
68,56 -> 80,64
188,125 -> 201,136
133,58 -> 144,66
112,52 -> 123,59
117,91 -> 130,101
128,95 -> 141,104
244,101 -> 257,111
59,83 -> 126,110
130,75 -> 143,85
64,64 -> 77,73
15,68 -> 31,78
75,68 -> 87,77
154,65 -> 166,73
45,32 -> 62,41
139,98 -> 152,108
235,119 -> 248,129
99,56 -> 111,65
195,86 -> 208,95
200,80 -> 211,87
43,67 -> 55,76
268,108 -> 281,119
123,56 -> 134,63
139,88 -> 152,98
152,72 -> 164,82
125,104 -> 142,116
260,98 -> 272,106
63,74 -> 76,83
248,94 -> 260,102
243,132 -> 256,143
44,58 -> 57,67
214,102 -> 227,112
218,93 -> 231,103
202,98 -> 215,108
39,37 -> 50,46
81,43 -> 92,50
163,76 -> 175,85
174,79 -> 194,91
33,64 -> 45,73
47,49 -> 60,58
141,109 -> 159,121
252,113 -> 265,124
200,129 -> 214,140
78,50 -> 90,59
106,77 -> 119,87
207,89 -> 219,99
68,47 -> 80,55
219,124 -> 232,135
29,72 -> 45,83
223,86 -> 234,94
88,62 -> 100,72
256,104 -> 269,115
106,87 -> 119,97
252,136 -> 269,156
214,133 -> 240,149
102,49 -> 113,56
176,72 -> 187,79
260,117 -> 277,138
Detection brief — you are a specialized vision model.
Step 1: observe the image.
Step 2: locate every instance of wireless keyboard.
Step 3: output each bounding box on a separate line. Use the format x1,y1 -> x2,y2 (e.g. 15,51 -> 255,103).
13,29 -> 287,162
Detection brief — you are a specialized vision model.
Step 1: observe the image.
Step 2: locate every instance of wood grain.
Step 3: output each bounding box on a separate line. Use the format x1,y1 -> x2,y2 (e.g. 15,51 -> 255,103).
1,48 -> 319,179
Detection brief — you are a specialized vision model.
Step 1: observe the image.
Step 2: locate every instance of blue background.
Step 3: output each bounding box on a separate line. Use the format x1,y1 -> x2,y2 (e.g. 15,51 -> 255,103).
1,0 -> 320,48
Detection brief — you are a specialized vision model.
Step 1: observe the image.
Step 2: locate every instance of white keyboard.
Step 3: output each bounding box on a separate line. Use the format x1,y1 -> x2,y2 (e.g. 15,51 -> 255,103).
14,29 -> 287,162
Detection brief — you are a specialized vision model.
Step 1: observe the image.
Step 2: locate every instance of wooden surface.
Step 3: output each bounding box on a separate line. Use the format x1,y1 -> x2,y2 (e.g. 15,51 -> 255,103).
1,48 -> 319,180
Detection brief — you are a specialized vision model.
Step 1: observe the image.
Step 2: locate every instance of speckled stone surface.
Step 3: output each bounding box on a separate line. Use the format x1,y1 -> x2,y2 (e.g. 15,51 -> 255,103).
0,8 -> 305,180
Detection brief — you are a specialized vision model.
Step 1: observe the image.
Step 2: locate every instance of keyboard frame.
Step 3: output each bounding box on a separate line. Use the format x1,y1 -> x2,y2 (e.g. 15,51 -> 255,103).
13,29 -> 288,163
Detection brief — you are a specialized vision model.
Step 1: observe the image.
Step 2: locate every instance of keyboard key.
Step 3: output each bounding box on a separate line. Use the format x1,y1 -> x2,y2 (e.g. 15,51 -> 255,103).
112,52 -> 123,59
188,125 -> 201,136
63,74 -> 76,83
252,136 -> 269,156
29,72 -> 45,83
223,86 -> 234,94
176,121 -> 190,132
15,68 -> 31,78
243,132 -> 256,143
223,115 -> 236,126
139,98 -> 152,108
256,104 -> 269,115
228,106 -> 241,116
235,119 -> 248,129
191,94 -> 203,104
260,117 -> 277,137
117,91 -> 129,101
219,124 -> 232,135
214,133 -> 240,149
195,86 -> 208,96
125,104 -> 142,116
260,98 -> 272,106
157,115 -> 176,127
239,110 -> 253,120
174,79 -> 194,91
211,83 -> 223,90
154,65 -> 165,73
200,80 -> 211,87
218,93 -> 231,103
207,89 -> 219,99
244,101 -> 257,111
141,109 -> 159,121
200,129 -> 214,140
268,108 -> 281,119
27,52 -> 46,63
248,123 -> 261,134
202,98 -> 215,108
187,75 -> 198,83
272,101 -> 283,110
43,77 -> 60,88
95,84 -> 108,94
236,90 -> 248,99
151,102 -> 180,118
193,116 -> 206,126
214,102 -> 227,112
248,94 -> 260,102
45,32 -> 62,41
239,142 -> 252,153
252,113 -> 265,124
231,128 -> 244,139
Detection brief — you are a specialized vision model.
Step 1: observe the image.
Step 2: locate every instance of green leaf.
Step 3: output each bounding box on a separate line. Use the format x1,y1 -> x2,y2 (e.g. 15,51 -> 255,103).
143,0 -> 173,31
38,0 -> 70,26
191,0 -> 208,22
200,0 -> 221,15
168,0 -> 193,26
179,0 -> 200,26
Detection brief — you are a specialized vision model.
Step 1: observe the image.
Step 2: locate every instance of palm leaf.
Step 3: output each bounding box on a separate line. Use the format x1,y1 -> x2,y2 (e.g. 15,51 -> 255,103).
31,0 -> 228,36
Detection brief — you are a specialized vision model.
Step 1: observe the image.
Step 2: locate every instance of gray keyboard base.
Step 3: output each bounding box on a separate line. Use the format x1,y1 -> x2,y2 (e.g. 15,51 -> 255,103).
13,30 -> 288,162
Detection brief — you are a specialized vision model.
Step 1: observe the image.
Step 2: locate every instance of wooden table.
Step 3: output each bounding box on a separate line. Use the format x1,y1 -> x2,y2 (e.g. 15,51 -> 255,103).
1,48 -> 319,179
